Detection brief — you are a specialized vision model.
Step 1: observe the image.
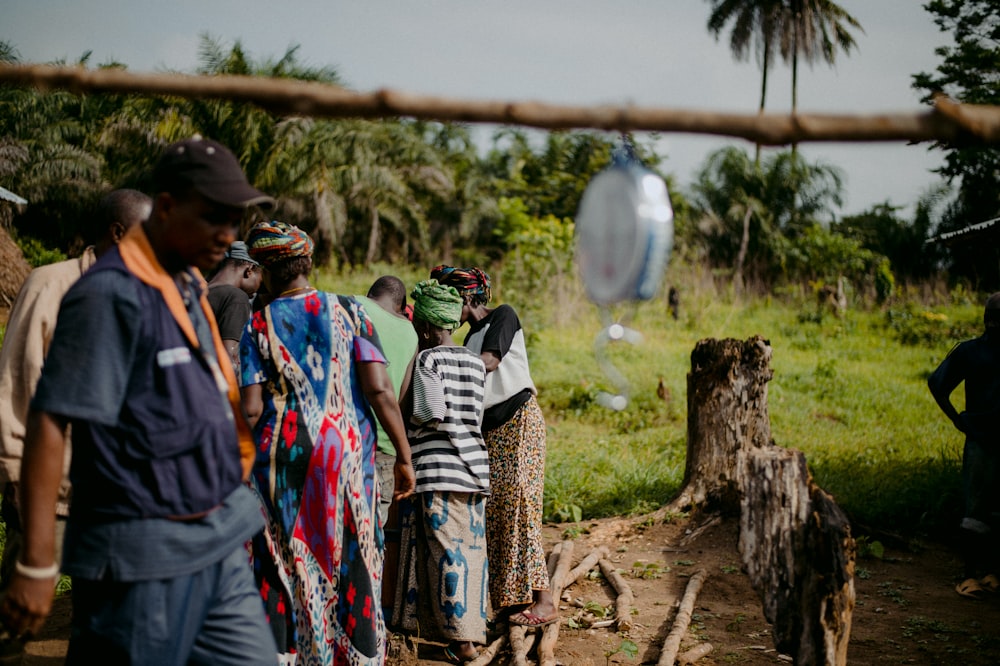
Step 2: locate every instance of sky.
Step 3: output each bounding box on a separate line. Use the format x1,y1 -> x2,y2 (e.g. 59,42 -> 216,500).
3,1 -> 949,217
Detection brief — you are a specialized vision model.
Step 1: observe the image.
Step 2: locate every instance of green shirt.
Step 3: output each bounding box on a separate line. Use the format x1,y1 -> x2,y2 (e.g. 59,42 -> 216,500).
354,296 -> 418,455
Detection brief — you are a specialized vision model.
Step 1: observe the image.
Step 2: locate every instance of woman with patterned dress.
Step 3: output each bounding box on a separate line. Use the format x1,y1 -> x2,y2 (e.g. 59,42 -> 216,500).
239,220 -> 415,665
431,266 -> 557,628
393,280 -> 490,663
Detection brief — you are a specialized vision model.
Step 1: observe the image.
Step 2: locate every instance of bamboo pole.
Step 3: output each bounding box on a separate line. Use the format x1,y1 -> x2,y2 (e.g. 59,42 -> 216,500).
657,569 -> 709,666
2,65 -> 1000,146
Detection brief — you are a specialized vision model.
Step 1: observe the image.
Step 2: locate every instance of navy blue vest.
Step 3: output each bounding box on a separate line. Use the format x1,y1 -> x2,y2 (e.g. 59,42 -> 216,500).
72,252 -> 244,521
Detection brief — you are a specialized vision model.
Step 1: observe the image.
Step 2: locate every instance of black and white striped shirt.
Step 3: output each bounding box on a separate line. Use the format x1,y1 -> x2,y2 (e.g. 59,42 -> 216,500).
408,346 -> 490,494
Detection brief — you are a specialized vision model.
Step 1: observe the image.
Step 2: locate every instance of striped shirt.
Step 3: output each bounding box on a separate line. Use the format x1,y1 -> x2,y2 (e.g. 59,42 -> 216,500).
408,346 -> 490,494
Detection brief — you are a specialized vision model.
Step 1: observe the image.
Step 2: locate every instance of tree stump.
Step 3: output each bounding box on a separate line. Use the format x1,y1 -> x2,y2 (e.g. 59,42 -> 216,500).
664,335 -> 773,513
738,446 -> 855,666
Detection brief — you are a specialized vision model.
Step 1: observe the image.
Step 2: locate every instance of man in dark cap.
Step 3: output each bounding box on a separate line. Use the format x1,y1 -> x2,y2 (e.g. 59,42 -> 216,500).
929,292 -> 1000,599
207,240 -> 261,369
0,137 -> 278,664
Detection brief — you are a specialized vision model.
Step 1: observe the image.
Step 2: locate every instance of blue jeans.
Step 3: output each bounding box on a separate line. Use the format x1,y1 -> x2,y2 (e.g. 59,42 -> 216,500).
67,545 -> 276,666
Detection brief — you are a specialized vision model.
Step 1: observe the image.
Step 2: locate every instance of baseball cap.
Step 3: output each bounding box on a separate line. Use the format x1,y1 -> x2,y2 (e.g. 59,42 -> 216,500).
225,241 -> 258,265
152,136 -> 274,209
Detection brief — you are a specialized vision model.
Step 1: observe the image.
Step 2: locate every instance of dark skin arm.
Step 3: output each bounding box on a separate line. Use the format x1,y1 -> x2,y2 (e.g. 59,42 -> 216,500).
222,339 -> 240,369
0,410 -> 68,638
241,382 -> 263,430
358,361 -> 415,501
928,354 -> 967,432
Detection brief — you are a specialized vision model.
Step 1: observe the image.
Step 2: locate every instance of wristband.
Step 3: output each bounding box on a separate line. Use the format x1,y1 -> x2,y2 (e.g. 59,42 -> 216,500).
15,560 -> 60,580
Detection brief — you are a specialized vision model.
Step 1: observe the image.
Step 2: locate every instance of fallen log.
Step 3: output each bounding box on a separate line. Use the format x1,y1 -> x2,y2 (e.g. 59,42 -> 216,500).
657,568 -> 708,666
598,558 -> 636,633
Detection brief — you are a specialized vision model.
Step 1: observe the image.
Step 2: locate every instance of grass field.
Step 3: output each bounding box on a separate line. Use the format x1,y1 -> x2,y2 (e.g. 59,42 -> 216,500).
315,264 -> 983,537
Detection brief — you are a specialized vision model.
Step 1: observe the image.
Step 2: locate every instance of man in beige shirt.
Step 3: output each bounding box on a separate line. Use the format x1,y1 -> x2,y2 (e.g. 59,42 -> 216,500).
0,188 -> 151,586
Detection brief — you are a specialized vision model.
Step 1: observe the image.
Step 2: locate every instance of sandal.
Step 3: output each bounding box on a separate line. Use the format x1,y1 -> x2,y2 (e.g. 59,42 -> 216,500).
956,577 -> 986,599
508,609 -> 559,627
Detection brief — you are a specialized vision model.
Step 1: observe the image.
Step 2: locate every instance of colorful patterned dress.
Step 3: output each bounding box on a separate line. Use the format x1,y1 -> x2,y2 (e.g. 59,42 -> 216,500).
240,290 -> 386,666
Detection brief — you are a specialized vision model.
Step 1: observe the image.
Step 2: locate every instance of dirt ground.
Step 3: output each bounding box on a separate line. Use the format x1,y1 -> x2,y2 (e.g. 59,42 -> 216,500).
20,510 -> 1000,666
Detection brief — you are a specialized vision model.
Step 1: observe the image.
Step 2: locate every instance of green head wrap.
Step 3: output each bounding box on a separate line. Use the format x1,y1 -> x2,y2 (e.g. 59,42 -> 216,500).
411,279 -> 463,331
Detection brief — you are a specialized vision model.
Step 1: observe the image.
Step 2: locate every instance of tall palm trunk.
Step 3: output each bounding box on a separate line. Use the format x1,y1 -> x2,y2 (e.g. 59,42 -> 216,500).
755,41 -> 771,167
734,206 -> 753,295
312,189 -> 335,268
364,203 -> 380,266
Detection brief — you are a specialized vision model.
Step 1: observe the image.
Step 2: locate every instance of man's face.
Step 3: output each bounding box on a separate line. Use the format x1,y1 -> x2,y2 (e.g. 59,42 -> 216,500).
159,192 -> 242,272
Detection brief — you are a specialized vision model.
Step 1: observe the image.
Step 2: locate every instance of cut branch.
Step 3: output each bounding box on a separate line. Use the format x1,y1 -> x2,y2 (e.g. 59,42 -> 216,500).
467,635 -> 506,666
598,558 -> 636,633
2,65 -> 1000,146
539,541 -> 575,666
657,569 -> 709,666
564,546 -> 609,589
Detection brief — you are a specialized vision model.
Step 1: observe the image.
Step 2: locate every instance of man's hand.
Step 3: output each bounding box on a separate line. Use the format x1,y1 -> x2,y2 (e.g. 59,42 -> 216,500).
0,574 -> 56,640
393,459 -> 415,501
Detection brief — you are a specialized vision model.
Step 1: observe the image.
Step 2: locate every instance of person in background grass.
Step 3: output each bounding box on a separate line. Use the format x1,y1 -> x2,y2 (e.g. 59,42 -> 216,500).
0,136 -> 277,664
240,220 -> 415,663
928,292 -> 1000,599
431,265 -> 556,628
393,279 -> 489,664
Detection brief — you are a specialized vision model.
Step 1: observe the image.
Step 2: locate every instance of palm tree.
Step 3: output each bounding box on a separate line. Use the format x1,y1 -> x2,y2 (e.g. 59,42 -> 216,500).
692,146 -> 843,288
706,1 -> 783,117
777,0 -> 863,114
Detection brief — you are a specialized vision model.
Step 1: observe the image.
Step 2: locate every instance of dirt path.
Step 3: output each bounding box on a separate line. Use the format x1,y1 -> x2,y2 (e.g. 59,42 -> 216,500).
21,511 -> 1000,665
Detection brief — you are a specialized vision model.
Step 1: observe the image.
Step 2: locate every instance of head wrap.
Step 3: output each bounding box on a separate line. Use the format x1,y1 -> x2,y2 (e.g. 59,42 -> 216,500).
411,279 -> 463,331
246,220 -> 314,267
430,265 -> 492,305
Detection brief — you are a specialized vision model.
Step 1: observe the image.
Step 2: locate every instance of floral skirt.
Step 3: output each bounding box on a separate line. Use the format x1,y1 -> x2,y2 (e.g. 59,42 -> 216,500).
484,396 -> 549,610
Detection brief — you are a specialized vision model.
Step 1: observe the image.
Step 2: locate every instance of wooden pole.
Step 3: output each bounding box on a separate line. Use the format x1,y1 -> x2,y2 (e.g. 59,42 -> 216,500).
564,546 -> 609,589
657,569 -> 708,666
2,65 -> 1000,146
538,541 -> 575,666
597,558 -> 636,633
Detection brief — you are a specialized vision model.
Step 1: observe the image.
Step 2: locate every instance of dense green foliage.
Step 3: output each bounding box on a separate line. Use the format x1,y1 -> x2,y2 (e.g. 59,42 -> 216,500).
912,0 -> 1000,286
0,11 -> 989,292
